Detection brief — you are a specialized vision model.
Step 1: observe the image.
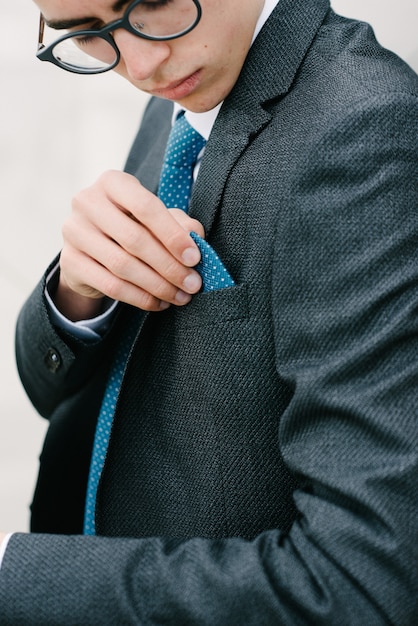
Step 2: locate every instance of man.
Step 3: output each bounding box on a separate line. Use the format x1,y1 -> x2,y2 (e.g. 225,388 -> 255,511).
1,0 -> 417,622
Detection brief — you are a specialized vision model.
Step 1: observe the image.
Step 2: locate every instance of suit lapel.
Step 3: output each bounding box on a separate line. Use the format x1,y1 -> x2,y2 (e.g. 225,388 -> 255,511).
188,101 -> 271,232
189,0 -> 330,234
125,97 -> 173,194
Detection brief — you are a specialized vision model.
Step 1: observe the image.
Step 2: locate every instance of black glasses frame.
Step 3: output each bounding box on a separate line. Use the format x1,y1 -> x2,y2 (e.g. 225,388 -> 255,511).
37,0 -> 202,74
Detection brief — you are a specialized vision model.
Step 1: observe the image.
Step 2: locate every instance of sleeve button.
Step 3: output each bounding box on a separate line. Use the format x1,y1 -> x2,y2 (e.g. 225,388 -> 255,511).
44,348 -> 62,373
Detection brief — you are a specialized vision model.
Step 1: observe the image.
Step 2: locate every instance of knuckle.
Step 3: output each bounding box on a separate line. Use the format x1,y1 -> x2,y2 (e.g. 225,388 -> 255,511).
164,228 -> 187,251
168,208 -> 187,222
162,256 -> 185,282
59,246 -> 72,269
106,248 -> 129,277
101,274 -> 121,301
122,226 -> 142,252
71,187 -> 90,211
61,219 -> 72,241
189,218 -> 205,237
97,169 -> 119,185
150,274 -> 172,299
138,292 -> 159,311
167,209 -> 205,237
133,193 -> 155,220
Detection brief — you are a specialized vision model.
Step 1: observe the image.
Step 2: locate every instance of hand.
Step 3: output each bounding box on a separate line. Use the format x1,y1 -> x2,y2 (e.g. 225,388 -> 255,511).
54,170 -> 205,320
0,532 -> 7,546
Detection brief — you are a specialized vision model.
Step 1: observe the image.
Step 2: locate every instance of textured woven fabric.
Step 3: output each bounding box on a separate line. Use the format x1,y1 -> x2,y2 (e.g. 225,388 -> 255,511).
9,4 -> 418,623
84,115 -> 234,534
83,321 -> 138,535
158,113 -> 206,211
190,232 -> 235,291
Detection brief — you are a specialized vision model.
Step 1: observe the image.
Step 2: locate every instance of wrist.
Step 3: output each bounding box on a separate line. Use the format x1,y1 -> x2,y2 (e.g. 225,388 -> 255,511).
53,273 -> 104,322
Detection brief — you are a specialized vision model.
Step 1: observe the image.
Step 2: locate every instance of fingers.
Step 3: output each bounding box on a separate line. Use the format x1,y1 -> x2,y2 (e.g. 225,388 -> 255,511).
58,171 -> 206,315
81,200 -> 197,291
168,208 -> 206,239
59,246 -> 176,313
101,171 -> 202,266
61,220 -> 200,307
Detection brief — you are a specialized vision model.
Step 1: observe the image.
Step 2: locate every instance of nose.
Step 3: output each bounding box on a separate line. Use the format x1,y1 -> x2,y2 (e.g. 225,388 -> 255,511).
113,30 -> 170,81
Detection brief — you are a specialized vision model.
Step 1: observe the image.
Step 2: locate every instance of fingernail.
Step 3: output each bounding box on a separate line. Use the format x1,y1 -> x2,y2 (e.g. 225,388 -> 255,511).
182,247 -> 201,266
159,301 -> 171,310
182,273 -> 202,293
175,290 -> 192,305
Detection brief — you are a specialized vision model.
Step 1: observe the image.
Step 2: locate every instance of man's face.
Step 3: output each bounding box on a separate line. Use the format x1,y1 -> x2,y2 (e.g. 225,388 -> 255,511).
34,0 -> 265,112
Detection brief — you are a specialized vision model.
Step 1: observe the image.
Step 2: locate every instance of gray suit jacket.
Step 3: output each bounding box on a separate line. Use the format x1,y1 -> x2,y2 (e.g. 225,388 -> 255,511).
3,0 -> 418,623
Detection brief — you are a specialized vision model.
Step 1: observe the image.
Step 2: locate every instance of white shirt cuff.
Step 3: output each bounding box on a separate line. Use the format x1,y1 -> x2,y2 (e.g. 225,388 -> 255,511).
0,533 -> 13,569
45,264 -> 119,340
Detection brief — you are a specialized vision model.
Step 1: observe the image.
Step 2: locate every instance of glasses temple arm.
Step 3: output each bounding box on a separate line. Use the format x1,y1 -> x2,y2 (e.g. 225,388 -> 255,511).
38,14 -> 45,51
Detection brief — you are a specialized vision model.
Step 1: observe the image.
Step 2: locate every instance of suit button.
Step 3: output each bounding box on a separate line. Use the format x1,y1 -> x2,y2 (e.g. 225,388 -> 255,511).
44,348 -> 62,373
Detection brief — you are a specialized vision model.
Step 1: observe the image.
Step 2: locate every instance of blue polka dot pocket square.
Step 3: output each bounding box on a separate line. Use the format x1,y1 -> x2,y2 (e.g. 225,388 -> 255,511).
189,231 -> 236,293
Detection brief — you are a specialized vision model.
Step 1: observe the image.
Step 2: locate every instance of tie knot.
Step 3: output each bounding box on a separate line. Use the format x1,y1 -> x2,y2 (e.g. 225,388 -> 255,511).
165,114 -> 206,169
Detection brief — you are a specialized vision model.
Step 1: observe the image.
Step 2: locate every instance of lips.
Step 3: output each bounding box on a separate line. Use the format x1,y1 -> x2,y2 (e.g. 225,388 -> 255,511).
151,70 -> 202,100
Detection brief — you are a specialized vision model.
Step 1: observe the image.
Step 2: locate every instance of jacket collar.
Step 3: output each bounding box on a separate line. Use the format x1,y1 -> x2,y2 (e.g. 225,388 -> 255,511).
189,0 -> 330,232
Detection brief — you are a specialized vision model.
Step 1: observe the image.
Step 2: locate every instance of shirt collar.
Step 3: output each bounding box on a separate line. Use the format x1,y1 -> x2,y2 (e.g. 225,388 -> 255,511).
252,0 -> 280,43
173,0 -> 280,140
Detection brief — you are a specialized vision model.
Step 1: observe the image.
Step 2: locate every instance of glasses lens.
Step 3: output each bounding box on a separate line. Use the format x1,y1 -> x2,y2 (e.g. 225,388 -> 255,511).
128,0 -> 199,39
52,34 -> 117,72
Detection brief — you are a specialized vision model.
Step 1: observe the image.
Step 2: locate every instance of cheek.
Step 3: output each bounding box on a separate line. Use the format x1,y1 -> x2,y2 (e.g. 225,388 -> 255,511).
112,61 -> 129,80
207,19 -> 250,71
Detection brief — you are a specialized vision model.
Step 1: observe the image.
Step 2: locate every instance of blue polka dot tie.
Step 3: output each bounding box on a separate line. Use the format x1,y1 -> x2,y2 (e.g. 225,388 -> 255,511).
158,112 -> 206,211
83,113 -> 235,535
158,113 -> 235,290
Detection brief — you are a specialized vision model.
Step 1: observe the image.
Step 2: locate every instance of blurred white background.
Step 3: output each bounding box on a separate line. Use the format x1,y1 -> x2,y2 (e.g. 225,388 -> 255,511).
1,0 -> 417,532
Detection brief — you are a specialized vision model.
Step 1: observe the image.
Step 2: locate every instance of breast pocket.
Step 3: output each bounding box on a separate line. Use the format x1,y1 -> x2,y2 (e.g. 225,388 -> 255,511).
174,283 -> 249,328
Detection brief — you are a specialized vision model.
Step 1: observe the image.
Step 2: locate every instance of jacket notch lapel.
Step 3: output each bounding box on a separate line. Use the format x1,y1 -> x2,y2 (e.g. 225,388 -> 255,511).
188,103 -> 271,234
189,0 -> 330,235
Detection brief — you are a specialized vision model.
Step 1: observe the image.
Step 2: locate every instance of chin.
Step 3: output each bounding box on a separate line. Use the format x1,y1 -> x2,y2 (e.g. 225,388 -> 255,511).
177,92 -> 224,113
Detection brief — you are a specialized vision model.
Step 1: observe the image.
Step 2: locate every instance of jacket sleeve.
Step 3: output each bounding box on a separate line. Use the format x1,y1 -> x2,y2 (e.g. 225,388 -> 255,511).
15,256 -> 126,419
2,98 -> 417,625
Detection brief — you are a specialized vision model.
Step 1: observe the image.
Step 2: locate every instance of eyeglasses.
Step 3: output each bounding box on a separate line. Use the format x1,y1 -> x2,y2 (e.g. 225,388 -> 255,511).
37,0 -> 202,75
